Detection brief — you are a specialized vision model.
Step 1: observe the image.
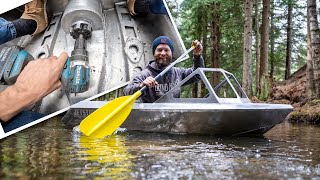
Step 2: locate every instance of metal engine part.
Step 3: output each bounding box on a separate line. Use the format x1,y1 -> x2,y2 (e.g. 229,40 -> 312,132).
61,0 -> 103,33
70,20 -> 93,39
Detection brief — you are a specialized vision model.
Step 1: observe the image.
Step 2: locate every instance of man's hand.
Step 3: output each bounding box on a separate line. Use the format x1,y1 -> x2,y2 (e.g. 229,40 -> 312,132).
0,52 -> 68,121
139,76 -> 158,88
192,40 -> 203,56
12,52 -> 68,103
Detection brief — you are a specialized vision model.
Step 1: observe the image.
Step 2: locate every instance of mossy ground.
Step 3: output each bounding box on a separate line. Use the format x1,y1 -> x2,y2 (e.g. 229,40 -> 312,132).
252,65 -> 319,125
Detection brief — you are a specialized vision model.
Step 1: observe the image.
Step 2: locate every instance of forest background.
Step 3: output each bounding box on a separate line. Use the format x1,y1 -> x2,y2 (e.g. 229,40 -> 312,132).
166,0 -> 320,102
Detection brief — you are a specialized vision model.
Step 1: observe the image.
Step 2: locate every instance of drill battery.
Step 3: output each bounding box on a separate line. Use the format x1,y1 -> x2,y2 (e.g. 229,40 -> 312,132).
0,46 -> 33,85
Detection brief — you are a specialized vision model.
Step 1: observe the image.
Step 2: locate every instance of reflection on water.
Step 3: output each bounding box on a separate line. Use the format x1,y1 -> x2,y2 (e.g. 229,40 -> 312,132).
77,134 -> 134,178
0,118 -> 134,179
0,117 -> 320,179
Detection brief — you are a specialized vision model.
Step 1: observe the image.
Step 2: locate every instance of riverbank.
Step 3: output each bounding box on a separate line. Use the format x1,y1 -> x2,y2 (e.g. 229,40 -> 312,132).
287,99 -> 320,124
266,64 -> 320,125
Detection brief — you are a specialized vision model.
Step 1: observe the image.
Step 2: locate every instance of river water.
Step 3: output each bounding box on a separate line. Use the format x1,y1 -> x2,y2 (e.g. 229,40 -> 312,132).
0,117 -> 320,179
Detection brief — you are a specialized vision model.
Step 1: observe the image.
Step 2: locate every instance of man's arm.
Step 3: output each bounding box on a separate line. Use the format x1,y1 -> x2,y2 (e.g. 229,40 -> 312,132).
179,55 -> 204,79
180,40 -> 204,79
123,69 -> 155,95
0,52 -> 68,121
191,39 -> 204,71
123,77 -> 143,95
192,55 -> 205,69
123,73 -> 149,95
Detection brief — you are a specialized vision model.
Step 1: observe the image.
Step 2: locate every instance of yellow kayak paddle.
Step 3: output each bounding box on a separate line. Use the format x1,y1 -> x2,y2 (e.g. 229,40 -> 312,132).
80,46 -> 195,138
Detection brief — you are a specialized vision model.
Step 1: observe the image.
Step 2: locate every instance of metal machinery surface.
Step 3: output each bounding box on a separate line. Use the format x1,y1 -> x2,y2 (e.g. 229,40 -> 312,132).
0,0 -> 186,114
63,68 -> 293,136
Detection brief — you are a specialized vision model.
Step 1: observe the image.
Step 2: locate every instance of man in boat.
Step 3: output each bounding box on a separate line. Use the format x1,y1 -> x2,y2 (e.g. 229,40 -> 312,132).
0,52 -> 68,132
0,0 -> 48,45
123,36 -> 204,103
127,0 -> 167,16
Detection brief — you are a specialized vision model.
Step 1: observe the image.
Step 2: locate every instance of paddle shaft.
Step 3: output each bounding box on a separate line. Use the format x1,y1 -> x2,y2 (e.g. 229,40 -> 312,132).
140,46 -> 194,92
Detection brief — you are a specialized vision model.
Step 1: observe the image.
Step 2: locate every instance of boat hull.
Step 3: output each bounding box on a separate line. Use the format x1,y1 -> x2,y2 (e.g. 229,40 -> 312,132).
63,101 -> 293,136
124,103 -> 292,136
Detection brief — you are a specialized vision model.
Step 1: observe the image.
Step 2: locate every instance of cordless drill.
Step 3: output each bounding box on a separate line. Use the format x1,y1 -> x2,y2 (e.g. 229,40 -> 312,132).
62,21 -> 92,94
0,21 -> 92,96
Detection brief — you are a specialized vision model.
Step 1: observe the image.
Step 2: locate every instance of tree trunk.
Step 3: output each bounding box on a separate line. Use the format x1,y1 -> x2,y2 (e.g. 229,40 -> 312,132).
285,0 -> 293,80
198,19 -> 208,98
202,21 -> 208,67
307,0 -> 320,98
197,81 -> 202,97
269,0 -> 275,78
258,0 -> 270,99
255,0 -> 260,95
242,0 -> 253,97
211,3 -> 220,86
307,14 -> 315,99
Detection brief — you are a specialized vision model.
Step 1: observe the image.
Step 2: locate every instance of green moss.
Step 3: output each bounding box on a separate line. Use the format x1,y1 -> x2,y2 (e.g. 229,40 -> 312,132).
258,75 -> 271,101
308,99 -> 320,106
287,110 -> 320,125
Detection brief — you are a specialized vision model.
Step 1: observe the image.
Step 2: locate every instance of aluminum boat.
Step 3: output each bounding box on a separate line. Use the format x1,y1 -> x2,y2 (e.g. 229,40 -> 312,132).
62,68 -> 293,136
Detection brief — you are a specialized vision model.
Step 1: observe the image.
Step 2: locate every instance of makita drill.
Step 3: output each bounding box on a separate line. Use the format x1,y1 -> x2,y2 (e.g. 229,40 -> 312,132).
1,21 -> 91,97
62,20 -> 92,95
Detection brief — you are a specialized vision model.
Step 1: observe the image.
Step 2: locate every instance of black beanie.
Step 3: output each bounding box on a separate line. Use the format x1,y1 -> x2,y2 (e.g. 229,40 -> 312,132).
152,36 -> 174,54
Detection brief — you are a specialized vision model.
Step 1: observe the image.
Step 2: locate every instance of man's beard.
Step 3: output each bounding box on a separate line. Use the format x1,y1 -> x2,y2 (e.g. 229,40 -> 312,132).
155,58 -> 171,68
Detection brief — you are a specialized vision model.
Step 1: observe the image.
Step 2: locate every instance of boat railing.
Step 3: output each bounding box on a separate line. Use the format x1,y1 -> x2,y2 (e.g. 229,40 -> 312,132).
156,68 -> 251,104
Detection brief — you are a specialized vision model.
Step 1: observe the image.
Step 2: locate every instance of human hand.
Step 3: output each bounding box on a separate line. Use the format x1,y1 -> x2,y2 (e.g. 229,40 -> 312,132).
192,40 -> 203,56
12,52 -> 68,104
139,76 -> 158,88
127,0 -> 136,16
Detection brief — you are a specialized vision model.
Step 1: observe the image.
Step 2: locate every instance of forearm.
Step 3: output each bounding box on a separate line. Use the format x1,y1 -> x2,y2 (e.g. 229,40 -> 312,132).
0,85 -> 36,121
123,73 -> 149,95
0,52 -> 67,122
193,55 -> 205,69
123,82 -> 141,95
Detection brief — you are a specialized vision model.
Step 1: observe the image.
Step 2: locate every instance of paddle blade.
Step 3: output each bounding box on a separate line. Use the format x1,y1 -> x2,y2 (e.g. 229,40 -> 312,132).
79,91 -> 141,138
